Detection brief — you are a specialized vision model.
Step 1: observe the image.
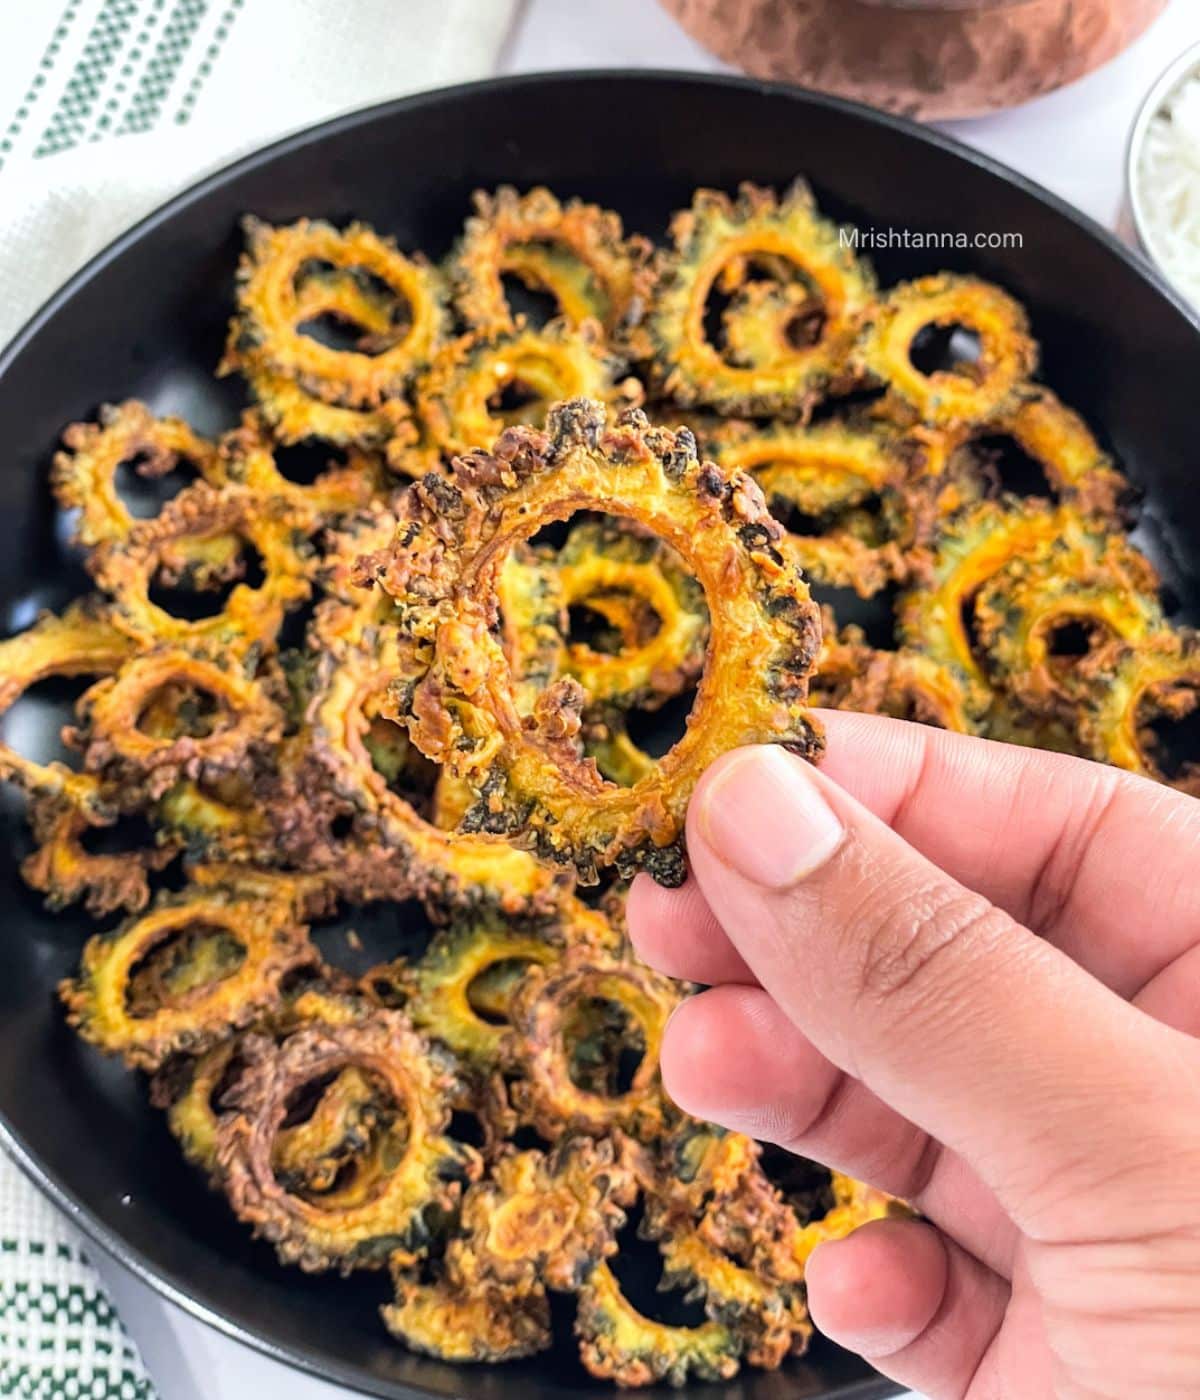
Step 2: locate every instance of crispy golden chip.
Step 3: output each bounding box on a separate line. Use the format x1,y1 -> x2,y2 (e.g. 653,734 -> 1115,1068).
575,1261 -> 742,1387
645,181 -> 876,416
214,412 -> 386,524
90,481 -> 312,656
1076,630 -> 1200,792
407,318 -> 641,473
216,1012 -> 480,1272
385,898 -> 613,1064
52,401 -> 221,551
898,497 -> 1159,722
60,884 -> 317,1070
446,1135 -> 637,1294
224,216 -> 449,409
360,400 -> 823,885
507,946 -> 682,1141
382,1266 -> 551,1362
450,185 -> 653,339
853,273 -> 1036,427
75,648 -> 285,800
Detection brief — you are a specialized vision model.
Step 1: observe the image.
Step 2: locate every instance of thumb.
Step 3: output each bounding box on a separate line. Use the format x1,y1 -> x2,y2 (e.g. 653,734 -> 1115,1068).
681,745 -> 1200,1237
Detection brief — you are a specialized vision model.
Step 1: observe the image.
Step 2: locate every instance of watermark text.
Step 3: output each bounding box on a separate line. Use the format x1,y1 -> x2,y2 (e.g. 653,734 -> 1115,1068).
840,227 -> 1023,251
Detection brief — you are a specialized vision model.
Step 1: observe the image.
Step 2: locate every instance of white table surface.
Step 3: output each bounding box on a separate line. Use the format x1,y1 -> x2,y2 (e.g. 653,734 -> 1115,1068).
83,1 -> 1200,1397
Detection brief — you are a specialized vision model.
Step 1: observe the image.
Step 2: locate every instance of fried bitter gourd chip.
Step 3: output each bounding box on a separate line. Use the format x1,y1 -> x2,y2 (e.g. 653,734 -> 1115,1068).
381,1265 -> 551,1363
385,897 -> 613,1064
446,1134 -> 637,1294
74,647 -> 285,800
236,355 -> 417,461
706,416 -> 929,598
216,1011 -> 481,1272
648,1120 -> 895,1293
506,944 -> 682,1141
213,412 -> 386,525
1075,629 -> 1200,791
360,400 -> 824,886
719,278 -> 822,374
655,1227 -> 812,1370
301,623 -> 568,913
705,415 -> 915,519
91,481 -> 312,656
974,555 -> 1164,716
19,776 -> 175,916
898,497 -> 1159,720
152,971 -> 380,1177
450,186 -> 653,338
224,216 -> 448,409
812,626 -> 974,733
575,1260 -> 742,1387
59,882 -> 317,1070
0,599 -> 175,914
408,318 -> 641,471
743,1172 -> 898,1285
554,519 -> 709,711
51,400 -> 221,550
984,384 -> 1130,521
853,273 -> 1037,427
0,597 -> 134,803
645,181 -> 876,417
152,1038 -> 241,1176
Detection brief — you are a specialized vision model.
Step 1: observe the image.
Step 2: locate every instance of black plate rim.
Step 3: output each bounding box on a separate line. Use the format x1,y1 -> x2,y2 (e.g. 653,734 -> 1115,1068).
3,64 -> 1186,1399
3,65 -> 1200,380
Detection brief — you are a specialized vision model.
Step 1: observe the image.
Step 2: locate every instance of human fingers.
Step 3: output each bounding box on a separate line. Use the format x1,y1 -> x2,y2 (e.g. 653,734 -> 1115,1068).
626,873 -> 752,985
805,1217 -> 1018,1400
630,714 -> 1200,1000
681,745 -> 1200,1237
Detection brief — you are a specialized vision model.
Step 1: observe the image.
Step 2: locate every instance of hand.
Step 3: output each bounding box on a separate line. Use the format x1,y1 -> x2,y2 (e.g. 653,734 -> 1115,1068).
627,712 -> 1200,1400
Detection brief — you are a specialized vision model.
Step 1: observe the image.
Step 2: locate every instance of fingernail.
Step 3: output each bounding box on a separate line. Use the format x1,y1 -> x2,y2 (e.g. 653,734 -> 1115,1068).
697,747 -> 843,889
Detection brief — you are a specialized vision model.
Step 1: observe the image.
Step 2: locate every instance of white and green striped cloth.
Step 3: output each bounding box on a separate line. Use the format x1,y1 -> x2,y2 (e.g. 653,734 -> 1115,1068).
0,1165 -> 155,1399
0,0 -> 518,343
0,2 -> 518,1393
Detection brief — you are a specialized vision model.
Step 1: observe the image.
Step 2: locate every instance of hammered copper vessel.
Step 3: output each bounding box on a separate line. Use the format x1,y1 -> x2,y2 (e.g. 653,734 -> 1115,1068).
660,0 -> 1168,120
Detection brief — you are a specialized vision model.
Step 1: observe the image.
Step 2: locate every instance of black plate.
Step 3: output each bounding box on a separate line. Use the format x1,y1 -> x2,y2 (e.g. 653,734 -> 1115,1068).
2,70 -> 1199,1400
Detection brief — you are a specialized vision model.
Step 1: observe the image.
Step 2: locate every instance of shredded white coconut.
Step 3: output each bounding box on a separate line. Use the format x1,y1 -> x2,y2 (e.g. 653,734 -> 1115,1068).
1138,69 -> 1200,307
